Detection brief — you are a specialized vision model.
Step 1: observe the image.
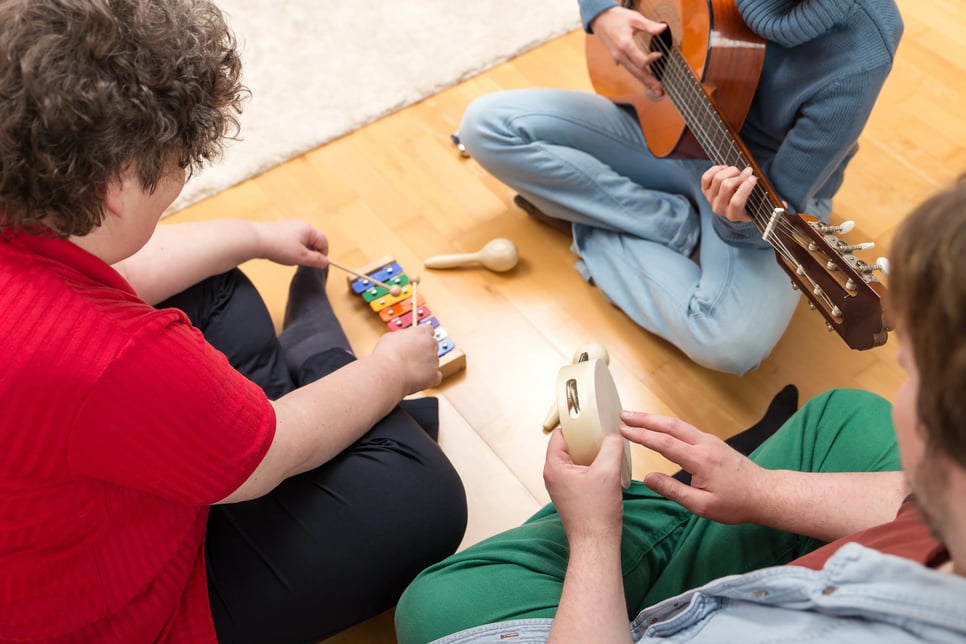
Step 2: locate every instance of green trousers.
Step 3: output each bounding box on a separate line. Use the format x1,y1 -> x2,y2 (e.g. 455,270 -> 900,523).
395,389 -> 900,643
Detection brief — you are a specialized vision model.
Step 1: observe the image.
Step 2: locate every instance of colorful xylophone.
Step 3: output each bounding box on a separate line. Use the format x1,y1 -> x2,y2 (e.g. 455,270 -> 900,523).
346,256 -> 467,380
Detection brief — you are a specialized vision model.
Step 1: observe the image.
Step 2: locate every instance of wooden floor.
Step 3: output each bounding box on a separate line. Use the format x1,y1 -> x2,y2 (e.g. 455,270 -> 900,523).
166,1 -> 964,640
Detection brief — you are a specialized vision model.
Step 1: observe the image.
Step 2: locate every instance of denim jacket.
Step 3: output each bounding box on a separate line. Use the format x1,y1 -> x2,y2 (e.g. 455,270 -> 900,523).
431,544 -> 966,643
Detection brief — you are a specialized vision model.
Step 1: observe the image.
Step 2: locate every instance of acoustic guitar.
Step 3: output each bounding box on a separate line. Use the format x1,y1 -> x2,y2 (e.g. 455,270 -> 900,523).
585,0 -> 889,351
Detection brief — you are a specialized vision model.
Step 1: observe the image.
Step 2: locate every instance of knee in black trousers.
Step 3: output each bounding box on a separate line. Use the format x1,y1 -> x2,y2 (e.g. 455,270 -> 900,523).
205,401 -> 467,644
164,271 -> 468,642
157,268 -> 293,399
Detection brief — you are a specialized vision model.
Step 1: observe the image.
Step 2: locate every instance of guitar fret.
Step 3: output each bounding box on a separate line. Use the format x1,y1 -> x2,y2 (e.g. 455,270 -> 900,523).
661,49 -> 773,235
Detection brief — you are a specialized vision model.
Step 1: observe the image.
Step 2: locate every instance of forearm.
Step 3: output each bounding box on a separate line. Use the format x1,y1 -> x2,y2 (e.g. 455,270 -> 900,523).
115,219 -> 264,304
751,469 -> 908,541
219,353 -> 407,503
549,535 -> 632,644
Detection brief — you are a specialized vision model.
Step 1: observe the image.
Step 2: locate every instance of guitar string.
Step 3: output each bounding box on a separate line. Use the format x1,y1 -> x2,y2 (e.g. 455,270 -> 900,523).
642,34 -> 842,313
661,46 -> 804,244
654,45 -> 845,311
644,36 -> 801,245
644,36 -> 803,254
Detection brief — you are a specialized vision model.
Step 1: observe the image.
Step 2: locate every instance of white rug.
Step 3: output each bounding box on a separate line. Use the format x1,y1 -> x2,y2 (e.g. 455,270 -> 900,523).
171,0 -> 581,212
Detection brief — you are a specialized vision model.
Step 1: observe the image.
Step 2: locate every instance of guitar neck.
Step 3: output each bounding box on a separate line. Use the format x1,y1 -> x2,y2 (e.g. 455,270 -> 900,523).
654,41 -> 782,239
592,5 -> 889,352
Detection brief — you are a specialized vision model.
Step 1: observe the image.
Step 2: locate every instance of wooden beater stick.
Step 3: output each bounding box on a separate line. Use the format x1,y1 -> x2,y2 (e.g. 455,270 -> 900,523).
327,259 -> 402,296
409,275 -> 420,328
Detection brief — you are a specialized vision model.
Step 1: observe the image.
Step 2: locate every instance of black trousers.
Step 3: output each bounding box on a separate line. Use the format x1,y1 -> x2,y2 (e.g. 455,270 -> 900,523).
160,269 -> 468,643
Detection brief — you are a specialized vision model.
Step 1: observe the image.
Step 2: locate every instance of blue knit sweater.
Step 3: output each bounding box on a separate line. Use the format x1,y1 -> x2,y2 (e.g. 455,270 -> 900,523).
578,0 -> 902,244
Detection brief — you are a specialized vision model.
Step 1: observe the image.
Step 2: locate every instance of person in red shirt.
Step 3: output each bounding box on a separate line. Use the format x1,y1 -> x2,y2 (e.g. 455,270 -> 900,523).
0,1 -> 466,642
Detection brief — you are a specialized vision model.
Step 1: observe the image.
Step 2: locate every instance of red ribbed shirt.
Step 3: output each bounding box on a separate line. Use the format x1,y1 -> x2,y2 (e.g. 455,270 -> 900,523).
791,499 -> 949,571
0,230 -> 275,642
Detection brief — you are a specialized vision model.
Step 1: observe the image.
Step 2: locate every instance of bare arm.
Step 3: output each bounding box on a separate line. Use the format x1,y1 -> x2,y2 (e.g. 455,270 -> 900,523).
737,470 -> 906,539
114,219 -> 328,304
552,536 -> 630,644
545,431 -> 634,644
218,324 -> 442,503
622,411 -> 908,542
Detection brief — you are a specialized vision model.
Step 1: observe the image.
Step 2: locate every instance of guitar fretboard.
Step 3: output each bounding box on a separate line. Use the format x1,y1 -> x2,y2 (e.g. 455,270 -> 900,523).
649,34 -> 778,239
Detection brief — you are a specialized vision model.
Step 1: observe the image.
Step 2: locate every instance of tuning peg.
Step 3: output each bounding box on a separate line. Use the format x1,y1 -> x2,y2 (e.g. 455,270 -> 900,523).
860,257 -> 890,276
838,241 -> 875,254
820,220 -> 855,235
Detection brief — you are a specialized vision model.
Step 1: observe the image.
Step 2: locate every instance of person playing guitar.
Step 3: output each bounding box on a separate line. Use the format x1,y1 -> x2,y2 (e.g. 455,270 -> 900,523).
451,0 -> 902,374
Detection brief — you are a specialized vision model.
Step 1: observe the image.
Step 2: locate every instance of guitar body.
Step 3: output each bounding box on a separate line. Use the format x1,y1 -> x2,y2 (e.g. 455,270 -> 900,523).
585,0 -> 765,158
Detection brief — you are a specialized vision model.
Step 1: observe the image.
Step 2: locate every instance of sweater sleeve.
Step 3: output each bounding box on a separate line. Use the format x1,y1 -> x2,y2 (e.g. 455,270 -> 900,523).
713,62 -> 893,250
579,0 -> 618,33
712,0 -> 901,248
766,68 -> 890,215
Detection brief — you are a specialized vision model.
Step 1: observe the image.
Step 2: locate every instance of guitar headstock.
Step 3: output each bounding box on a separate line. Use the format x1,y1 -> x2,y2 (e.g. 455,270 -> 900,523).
771,213 -> 890,350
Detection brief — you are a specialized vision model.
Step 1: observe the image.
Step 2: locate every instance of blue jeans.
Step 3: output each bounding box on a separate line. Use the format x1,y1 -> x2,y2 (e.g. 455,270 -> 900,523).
459,89 -> 830,373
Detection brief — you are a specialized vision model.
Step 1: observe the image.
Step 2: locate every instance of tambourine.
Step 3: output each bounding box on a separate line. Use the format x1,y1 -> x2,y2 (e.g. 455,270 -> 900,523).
555,355 -> 633,489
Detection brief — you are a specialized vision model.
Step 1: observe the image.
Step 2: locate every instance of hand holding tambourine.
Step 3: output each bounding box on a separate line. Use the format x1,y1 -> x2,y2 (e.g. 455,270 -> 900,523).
550,344 -> 633,489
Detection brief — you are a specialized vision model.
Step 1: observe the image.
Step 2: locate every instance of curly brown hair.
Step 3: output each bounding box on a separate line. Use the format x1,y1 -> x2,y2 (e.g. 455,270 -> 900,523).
0,0 -> 246,237
888,176 -> 966,469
